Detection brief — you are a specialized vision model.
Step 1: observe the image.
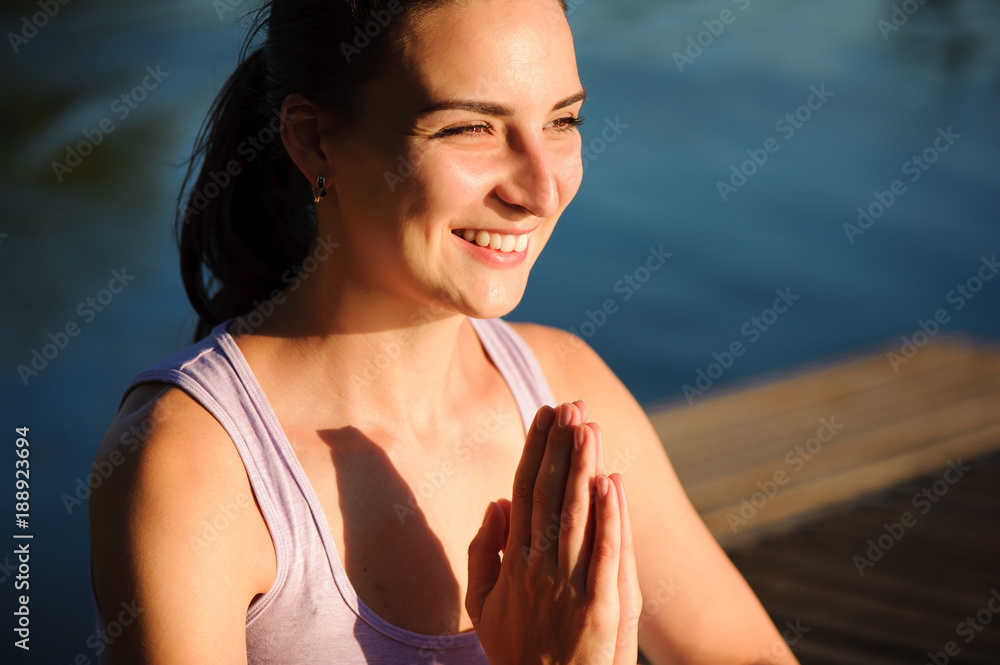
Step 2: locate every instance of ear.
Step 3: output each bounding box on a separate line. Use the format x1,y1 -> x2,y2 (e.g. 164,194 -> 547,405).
280,93 -> 329,188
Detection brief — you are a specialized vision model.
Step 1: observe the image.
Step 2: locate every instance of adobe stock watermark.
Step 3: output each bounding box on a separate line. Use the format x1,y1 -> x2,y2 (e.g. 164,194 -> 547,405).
877,0 -> 928,41
61,404 -> 167,515
51,65 -> 170,182
749,620 -> 809,664
338,0 -> 404,63
581,116 -> 628,171
213,0 -> 249,21
924,588 -> 1000,665
555,244 -> 671,362
393,407 -> 513,524
407,610 -> 468,662
522,447 -> 640,564
682,287 -> 799,404
384,151 -> 425,192
7,0 -> 72,53
189,493 -> 255,556
726,417 -> 843,533
852,459 -> 970,576
886,254 -> 998,373
17,268 -> 136,386
384,75 -> 492,192
672,0 -> 751,73
637,577 -> 683,628
181,106 -> 287,225
382,113 -> 625,191
345,294 -> 463,391
591,577 -> 677,660
228,235 -> 340,336
717,84 -> 833,202
844,126 -> 959,244
63,599 -> 144,663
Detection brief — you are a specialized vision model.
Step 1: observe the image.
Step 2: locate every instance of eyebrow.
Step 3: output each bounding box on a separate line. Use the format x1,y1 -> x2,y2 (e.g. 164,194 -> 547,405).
415,88 -> 588,118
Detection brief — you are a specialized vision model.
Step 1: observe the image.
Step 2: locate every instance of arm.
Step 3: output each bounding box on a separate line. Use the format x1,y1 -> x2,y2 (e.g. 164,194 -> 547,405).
512,324 -> 799,665
89,384 -> 275,665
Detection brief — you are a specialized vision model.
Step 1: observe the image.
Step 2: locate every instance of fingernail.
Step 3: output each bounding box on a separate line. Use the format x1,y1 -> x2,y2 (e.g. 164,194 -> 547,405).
597,475 -> 609,497
574,425 -> 586,450
537,406 -> 555,431
557,403 -> 573,427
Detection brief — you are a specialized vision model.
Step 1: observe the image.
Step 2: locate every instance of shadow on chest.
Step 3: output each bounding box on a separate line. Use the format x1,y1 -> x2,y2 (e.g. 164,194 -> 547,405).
313,422 -> 519,634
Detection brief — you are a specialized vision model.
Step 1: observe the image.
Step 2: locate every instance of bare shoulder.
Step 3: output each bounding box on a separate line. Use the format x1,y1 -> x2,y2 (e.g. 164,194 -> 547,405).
505,321 -> 609,395
91,382 -> 259,529
506,321 -> 644,426
89,382 -> 275,664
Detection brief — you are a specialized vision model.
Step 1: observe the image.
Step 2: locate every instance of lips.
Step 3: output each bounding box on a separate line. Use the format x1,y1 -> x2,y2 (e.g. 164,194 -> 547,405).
451,228 -> 530,268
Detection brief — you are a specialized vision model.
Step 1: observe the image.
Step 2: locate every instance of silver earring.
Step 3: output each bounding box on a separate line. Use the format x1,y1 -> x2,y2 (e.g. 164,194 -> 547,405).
312,175 -> 328,203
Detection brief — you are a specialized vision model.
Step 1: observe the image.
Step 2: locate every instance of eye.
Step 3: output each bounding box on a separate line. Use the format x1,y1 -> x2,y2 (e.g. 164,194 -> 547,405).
549,115 -> 585,132
433,122 -> 494,138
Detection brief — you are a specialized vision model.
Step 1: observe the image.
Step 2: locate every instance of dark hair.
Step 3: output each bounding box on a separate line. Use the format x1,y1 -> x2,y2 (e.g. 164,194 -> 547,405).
177,0 -> 567,341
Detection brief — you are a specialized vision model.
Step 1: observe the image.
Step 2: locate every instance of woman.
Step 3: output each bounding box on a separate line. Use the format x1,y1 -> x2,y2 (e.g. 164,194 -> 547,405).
89,0 -> 797,662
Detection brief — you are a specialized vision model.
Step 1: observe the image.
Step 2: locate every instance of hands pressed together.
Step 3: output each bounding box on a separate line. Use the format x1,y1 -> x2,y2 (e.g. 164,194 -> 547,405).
467,401 -> 642,665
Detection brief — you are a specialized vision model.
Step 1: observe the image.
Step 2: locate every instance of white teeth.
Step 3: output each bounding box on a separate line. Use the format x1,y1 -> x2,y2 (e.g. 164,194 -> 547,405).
460,229 -> 528,253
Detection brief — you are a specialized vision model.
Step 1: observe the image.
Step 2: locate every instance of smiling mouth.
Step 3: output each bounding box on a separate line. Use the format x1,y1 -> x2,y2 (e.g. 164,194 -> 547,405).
452,229 -> 529,253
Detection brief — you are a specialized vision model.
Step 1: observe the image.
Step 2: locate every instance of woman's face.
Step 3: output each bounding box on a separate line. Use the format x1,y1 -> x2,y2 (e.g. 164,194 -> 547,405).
322,0 -> 584,320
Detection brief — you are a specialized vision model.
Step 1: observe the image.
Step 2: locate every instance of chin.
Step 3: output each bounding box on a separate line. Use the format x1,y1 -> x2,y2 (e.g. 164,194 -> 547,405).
456,281 -> 528,320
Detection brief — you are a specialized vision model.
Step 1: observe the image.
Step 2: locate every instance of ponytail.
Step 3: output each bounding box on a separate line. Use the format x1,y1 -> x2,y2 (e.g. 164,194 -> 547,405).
176,46 -> 313,341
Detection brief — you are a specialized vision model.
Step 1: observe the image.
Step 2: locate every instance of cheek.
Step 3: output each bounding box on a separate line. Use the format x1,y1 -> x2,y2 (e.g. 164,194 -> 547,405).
333,139 -> 406,228
409,149 -> 500,216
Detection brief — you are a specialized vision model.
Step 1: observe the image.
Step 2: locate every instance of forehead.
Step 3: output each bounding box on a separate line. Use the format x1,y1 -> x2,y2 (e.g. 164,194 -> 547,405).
387,0 -> 581,110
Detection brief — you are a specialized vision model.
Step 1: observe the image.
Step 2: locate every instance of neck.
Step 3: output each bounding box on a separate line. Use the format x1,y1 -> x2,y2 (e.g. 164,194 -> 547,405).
239,252 -> 489,438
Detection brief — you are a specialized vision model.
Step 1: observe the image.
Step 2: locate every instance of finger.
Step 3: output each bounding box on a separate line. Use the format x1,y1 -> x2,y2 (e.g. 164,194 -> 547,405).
466,502 -> 506,626
572,399 -> 587,423
495,498 -> 512,551
580,423 -> 600,579
586,475 -> 622,604
611,473 -> 642,660
508,405 -> 556,561
591,420 -> 607,476
586,421 -> 606,507
530,402 -> 581,564
558,421 -> 596,583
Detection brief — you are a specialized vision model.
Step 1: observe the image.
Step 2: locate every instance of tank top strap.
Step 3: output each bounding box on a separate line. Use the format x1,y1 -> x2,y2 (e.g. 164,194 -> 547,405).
467,317 -> 556,432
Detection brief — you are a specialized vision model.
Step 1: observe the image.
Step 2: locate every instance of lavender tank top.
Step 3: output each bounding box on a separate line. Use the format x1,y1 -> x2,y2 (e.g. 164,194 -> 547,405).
96,316 -> 555,664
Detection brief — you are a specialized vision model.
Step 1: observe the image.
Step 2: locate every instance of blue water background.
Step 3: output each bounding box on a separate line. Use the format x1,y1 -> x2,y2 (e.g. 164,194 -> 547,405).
1,0 -> 998,661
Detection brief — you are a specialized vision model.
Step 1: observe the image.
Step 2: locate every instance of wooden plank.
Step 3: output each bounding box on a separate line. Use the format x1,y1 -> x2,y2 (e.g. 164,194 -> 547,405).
647,337 -> 981,446
687,391 -> 1000,511
641,336 -> 1000,542
666,355 -> 1000,470
705,419 -> 1000,546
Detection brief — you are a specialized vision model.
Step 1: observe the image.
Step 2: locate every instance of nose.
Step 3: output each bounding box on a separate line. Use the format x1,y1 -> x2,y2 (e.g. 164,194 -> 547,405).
494,133 -> 560,219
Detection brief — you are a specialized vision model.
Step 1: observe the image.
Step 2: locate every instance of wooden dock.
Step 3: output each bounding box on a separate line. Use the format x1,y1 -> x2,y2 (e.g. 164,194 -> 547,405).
644,335 -> 1000,663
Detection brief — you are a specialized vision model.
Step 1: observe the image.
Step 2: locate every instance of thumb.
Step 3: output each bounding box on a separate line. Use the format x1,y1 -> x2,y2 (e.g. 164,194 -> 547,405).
466,501 -> 505,627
